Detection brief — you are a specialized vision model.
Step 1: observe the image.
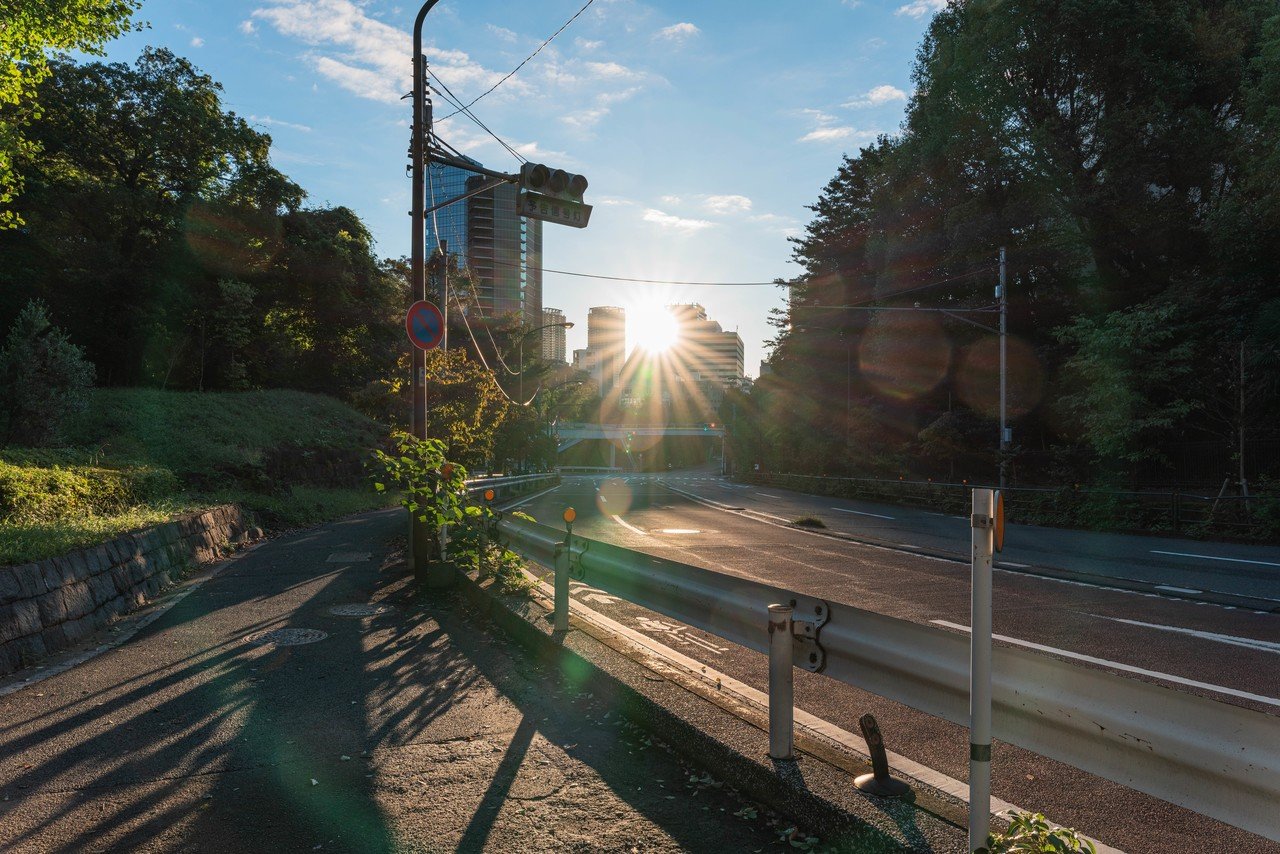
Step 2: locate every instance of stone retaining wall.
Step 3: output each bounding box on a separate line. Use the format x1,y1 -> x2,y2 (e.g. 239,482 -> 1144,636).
0,505 -> 248,677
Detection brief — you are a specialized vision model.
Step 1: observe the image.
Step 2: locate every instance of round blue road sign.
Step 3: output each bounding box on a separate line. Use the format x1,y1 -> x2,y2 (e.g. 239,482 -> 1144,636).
405,300 -> 445,350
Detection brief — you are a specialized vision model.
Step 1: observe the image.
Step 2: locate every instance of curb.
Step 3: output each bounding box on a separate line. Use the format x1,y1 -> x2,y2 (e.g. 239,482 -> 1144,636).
454,565 -> 970,853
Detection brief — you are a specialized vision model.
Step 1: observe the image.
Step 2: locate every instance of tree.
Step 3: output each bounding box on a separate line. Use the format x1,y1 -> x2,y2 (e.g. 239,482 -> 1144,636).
0,299 -> 94,445
0,0 -> 141,227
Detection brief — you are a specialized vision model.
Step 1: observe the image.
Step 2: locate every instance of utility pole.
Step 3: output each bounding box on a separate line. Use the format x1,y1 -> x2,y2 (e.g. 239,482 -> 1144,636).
998,246 -> 1008,491
410,0 -> 442,577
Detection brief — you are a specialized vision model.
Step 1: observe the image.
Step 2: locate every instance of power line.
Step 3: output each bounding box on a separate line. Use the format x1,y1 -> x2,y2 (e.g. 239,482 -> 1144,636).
429,71 -> 525,163
473,256 -> 786,285
438,0 -> 597,121
789,264 -> 998,310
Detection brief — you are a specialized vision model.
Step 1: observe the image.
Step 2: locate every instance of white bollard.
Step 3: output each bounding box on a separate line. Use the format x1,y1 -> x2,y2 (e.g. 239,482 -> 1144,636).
768,603 -> 795,761
970,488 -> 995,852
553,546 -> 570,632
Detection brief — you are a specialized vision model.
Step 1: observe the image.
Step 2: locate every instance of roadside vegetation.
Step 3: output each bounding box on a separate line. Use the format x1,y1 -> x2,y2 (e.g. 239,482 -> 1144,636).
0,387 -> 391,564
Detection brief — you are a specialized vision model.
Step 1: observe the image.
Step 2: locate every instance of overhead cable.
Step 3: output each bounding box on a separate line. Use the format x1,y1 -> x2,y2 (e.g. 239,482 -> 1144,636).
438,0 -> 597,121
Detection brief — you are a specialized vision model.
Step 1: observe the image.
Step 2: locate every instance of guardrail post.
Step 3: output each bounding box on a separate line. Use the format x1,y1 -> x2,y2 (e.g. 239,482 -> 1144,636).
768,603 -> 794,761
970,488 -> 995,853
554,508 -> 575,633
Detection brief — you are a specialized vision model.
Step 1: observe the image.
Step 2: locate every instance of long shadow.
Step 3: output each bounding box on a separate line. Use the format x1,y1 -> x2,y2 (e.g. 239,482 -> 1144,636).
454,715 -> 538,852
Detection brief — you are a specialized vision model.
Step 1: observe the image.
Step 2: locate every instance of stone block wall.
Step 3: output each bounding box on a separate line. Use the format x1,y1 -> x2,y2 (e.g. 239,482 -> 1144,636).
0,505 -> 247,677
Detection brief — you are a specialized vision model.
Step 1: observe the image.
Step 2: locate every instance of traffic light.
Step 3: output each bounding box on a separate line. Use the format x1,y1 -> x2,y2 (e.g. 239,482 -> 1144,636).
518,163 -> 592,229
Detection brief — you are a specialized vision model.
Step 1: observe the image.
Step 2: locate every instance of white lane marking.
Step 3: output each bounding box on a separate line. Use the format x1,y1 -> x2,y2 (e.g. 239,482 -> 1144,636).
754,492 -> 783,500
1155,584 -> 1202,594
932,620 -> 1280,708
660,529 -> 701,535
634,616 -> 727,654
1151,550 -> 1280,568
609,515 -> 648,537
1092,616 -> 1280,655
829,506 -> 896,520
522,571 -> 1121,854
997,561 -> 1030,568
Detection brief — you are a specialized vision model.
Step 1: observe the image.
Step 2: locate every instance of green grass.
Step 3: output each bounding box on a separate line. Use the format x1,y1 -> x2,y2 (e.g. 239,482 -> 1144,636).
792,516 -> 826,528
1,388 -> 391,565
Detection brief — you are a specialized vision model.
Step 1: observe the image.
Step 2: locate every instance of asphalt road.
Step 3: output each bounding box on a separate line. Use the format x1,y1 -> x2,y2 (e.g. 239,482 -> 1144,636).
0,509 -> 802,853
508,470 -> 1280,853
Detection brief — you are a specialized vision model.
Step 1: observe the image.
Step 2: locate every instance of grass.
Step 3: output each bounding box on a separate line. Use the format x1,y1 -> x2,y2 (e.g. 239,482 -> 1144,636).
792,516 -> 826,528
1,389 -> 391,565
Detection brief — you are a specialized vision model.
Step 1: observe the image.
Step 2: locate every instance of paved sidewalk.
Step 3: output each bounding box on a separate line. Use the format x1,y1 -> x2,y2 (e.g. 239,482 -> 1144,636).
0,509 -> 792,853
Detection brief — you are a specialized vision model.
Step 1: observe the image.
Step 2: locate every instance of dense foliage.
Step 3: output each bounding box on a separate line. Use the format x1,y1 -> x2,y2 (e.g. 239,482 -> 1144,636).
0,299 -> 95,445
743,0 -> 1280,489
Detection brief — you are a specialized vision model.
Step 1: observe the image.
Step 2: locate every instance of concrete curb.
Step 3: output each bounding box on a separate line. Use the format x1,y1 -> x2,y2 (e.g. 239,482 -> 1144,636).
454,564 -> 971,853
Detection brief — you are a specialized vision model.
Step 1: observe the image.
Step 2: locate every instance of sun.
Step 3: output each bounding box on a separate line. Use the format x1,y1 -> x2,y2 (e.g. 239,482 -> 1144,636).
628,300 -> 680,353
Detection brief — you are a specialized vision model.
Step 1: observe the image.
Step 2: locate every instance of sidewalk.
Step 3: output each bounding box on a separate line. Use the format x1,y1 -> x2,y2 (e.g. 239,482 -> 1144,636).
0,508 -> 790,853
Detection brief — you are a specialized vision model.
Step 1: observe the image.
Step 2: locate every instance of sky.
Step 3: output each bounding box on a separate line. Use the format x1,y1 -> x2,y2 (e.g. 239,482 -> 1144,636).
96,0 -> 947,376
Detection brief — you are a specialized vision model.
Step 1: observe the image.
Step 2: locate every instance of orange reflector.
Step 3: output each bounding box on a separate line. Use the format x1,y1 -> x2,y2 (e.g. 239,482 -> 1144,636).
563,507 -> 577,524
484,488 -> 494,502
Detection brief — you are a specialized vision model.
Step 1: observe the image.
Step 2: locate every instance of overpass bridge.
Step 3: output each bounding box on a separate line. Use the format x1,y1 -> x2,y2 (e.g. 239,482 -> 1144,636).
555,422 -> 725,470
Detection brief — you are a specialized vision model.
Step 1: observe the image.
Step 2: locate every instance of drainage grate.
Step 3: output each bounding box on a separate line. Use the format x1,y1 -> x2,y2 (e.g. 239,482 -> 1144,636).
328,604 -> 392,618
327,552 -> 372,563
246,628 -> 329,646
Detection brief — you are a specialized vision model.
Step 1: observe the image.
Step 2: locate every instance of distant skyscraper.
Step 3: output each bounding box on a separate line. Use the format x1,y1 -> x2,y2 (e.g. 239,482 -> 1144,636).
586,306 -> 625,395
541,307 -> 568,363
425,155 -> 542,324
667,303 -> 744,385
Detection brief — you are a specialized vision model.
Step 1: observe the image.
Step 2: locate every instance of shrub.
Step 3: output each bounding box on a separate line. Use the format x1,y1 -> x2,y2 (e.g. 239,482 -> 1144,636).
0,300 -> 95,446
987,812 -> 1096,853
0,460 -> 180,522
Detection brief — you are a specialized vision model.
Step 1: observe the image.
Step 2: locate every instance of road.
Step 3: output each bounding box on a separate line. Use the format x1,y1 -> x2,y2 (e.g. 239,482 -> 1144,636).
508,469 -> 1280,853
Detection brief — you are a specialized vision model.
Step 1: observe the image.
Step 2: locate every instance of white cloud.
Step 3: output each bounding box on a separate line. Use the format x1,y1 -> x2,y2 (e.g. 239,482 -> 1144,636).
864,37 -> 887,50
584,60 -> 641,80
842,0 -> 862,6
660,194 -> 683,205
655,22 -> 700,43
843,84 -> 908,108
486,24 -> 517,42
253,0 -> 520,105
596,195 -> 635,207
249,114 -> 313,133
797,107 -> 878,145
701,194 -> 752,215
643,208 -> 713,232
190,36 -> 204,47
895,0 -> 947,18
239,20 -> 256,34
575,37 -> 603,51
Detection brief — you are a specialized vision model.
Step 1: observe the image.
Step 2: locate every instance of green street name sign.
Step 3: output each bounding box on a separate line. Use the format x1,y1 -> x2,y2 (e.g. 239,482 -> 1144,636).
519,191 -> 593,229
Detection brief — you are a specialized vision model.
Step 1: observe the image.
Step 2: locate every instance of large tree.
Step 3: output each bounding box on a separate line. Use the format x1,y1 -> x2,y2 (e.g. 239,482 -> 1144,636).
0,0 -> 141,227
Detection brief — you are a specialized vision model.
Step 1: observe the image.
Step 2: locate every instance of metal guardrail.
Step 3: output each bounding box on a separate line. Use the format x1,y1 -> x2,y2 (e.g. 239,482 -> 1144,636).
464,473 -> 558,502
497,513 -> 1280,843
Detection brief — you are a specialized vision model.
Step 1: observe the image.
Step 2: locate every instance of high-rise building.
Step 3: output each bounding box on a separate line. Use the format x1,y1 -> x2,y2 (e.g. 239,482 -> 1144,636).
541,308 -> 568,363
586,306 -> 625,395
667,303 -> 744,386
425,156 -> 543,324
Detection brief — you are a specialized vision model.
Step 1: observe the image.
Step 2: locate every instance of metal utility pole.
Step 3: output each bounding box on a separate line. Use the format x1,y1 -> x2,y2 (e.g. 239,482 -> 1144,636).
998,247 -> 1008,491
409,0 -> 442,575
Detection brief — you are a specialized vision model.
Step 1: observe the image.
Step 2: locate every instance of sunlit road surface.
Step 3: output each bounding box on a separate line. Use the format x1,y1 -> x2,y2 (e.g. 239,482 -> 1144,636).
509,469 -> 1280,853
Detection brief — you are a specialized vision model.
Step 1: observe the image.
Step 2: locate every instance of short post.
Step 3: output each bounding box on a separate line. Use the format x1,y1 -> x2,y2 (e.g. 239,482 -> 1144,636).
555,508 -> 576,632
969,488 -> 995,852
767,603 -> 794,761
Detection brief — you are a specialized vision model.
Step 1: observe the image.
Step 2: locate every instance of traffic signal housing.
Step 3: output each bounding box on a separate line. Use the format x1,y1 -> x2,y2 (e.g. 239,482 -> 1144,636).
518,163 -> 592,229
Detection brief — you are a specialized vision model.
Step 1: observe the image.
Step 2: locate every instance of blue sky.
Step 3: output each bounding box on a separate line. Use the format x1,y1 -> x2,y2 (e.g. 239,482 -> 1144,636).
97,0 -> 945,374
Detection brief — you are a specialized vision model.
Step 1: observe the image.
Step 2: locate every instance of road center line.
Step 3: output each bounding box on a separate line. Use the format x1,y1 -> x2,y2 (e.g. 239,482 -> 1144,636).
931,620 -> 1280,708
829,506 -> 895,520
1151,550 -> 1280,568
754,492 -> 782,500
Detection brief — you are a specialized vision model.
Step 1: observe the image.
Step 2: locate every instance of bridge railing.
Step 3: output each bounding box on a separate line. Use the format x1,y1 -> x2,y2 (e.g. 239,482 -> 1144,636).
497,512 -> 1280,843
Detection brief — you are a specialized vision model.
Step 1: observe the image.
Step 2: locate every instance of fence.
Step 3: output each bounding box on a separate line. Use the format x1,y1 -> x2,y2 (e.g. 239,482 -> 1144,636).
497,511 -> 1280,844
746,472 -> 1279,541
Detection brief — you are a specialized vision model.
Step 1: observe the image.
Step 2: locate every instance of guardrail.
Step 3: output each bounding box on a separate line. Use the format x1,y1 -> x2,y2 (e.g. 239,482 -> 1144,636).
465,473 -> 558,502
497,508 -> 1280,844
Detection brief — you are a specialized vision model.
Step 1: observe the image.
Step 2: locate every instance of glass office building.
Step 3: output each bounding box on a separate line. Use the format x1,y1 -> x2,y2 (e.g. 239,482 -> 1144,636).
425,156 -> 543,325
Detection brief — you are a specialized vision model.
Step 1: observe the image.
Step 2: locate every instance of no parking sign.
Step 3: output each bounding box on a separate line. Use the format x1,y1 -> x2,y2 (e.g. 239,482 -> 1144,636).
405,300 -> 445,350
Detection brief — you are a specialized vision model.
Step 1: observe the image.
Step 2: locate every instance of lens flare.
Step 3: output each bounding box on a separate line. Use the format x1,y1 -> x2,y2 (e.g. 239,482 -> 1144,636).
858,312 -> 952,400
955,336 -> 1045,418
595,478 -> 633,516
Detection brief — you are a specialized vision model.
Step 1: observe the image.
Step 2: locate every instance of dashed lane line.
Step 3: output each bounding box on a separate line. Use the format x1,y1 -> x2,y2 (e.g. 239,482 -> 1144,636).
1151,549 -> 1280,568
829,506 -> 896,521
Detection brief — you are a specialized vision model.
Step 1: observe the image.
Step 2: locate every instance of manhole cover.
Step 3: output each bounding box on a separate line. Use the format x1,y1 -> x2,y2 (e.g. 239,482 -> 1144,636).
328,604 -> 393,617
246,628 -> 329,646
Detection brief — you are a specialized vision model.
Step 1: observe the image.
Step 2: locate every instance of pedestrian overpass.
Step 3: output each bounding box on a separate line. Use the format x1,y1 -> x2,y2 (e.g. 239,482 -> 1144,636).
555,422 -> 725,469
